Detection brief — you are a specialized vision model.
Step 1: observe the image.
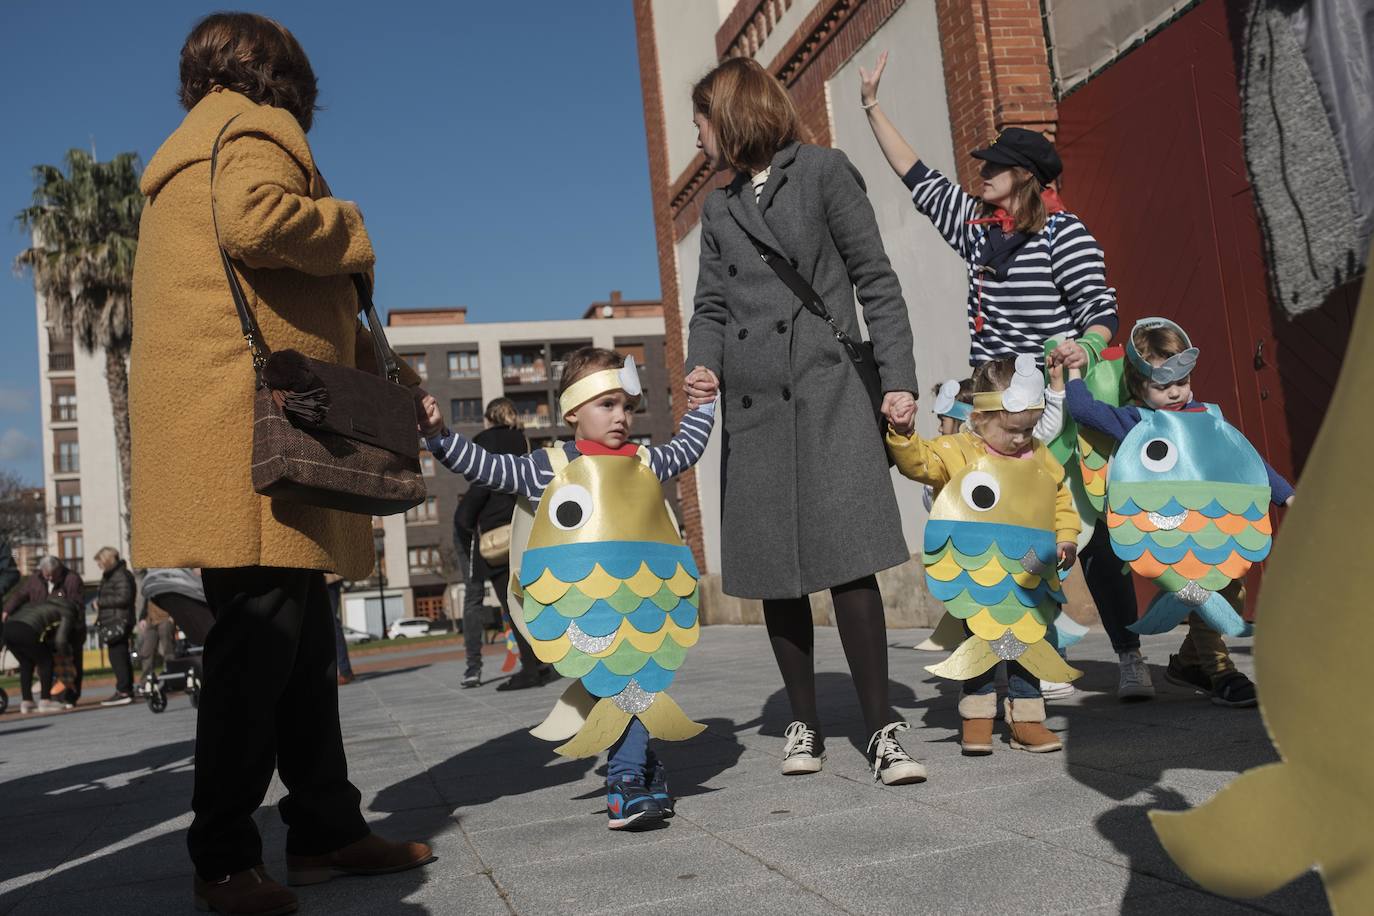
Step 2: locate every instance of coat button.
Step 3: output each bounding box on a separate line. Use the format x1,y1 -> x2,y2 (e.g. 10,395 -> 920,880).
775,320 -> 787,334
742,395 -> 753,408
782,387 -> 792,401
728,264 -> 737,277
790,257 -> 799,268
738,328 -> 749,340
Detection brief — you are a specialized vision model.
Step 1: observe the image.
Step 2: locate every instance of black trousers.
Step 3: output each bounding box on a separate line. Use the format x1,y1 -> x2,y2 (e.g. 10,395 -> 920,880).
107,636 -> 133,693
188,567 -> 369,880
4,621 -> 52,701
1078,523 -> 1140,653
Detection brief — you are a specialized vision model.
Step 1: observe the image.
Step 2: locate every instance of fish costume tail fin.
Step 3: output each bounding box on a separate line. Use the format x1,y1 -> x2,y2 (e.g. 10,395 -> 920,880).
531,681 -> 705,758
1129,589 -> 1252,637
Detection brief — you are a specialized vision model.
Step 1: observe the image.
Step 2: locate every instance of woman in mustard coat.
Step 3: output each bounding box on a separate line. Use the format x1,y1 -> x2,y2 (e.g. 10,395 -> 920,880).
129,13 -> 431,912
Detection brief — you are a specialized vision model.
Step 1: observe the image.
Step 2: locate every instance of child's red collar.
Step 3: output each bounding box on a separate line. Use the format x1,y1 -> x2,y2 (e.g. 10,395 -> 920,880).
575,440 -> 639,457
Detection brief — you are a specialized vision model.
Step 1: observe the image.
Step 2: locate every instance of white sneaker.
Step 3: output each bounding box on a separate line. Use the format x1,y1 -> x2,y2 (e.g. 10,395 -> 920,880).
19,700 -> 36,714
867,722 -> 928,786
37,699 -> 65,713
1117,650 -> 1156,700
1040,679 -> 1076,700
780,721 -> 825,775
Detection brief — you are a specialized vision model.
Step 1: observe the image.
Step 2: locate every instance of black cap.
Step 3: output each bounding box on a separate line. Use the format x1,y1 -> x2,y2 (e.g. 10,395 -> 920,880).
971,127 -> 1062,187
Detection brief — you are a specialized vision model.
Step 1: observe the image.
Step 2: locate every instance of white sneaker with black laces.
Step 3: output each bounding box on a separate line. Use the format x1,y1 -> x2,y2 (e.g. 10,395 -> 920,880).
780,721 -> 824,775
1117,649 -> 1156,700
867,722 -> 928,786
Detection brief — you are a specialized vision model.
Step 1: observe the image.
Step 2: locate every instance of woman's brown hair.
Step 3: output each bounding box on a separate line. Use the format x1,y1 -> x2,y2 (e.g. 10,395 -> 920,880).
1124,324 -> 1192,400
484,397 -> 519,429
692,57 -> 801,172
981,166 -> 1048,234
179,12 -> 319,131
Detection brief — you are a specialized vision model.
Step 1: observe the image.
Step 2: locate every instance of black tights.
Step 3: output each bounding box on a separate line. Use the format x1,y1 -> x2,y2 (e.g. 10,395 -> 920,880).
763,575 -> 891,743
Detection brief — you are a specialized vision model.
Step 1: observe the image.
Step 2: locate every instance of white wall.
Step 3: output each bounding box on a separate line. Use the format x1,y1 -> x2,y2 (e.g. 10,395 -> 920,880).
651,0 -> 732,180
73,344 -> 127,573
827,0 -> 972,550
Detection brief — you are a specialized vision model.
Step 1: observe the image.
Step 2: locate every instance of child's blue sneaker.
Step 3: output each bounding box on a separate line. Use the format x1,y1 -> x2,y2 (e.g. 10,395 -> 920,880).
645,755 -> 674,818
606,778 -> 664,830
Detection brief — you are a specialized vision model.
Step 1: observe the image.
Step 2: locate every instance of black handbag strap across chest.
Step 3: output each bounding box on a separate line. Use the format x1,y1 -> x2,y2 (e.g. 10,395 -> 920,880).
208,115 -> 400,385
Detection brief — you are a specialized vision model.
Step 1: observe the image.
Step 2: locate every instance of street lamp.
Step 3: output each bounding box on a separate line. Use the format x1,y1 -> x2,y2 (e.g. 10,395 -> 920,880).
373,527 -> 388,637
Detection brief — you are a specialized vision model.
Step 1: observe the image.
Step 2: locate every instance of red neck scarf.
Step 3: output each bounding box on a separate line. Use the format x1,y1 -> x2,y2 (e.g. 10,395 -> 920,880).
967,187 -> 1066,234
576,440 -> 638,457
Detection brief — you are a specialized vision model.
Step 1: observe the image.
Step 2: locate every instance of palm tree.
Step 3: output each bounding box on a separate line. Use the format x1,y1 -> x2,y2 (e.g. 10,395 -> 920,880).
14,149 -> 143,538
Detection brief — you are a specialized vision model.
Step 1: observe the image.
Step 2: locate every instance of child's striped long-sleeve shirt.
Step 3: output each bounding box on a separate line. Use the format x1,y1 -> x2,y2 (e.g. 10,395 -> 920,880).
903,161 -> 1119,367
424,404 -> 716,507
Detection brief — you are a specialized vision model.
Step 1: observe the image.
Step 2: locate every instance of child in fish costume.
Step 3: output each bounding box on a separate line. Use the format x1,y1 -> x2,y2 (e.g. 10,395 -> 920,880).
423,348 -> 714,829
1065,318 -> 1293,708
888,355 -> 1081,755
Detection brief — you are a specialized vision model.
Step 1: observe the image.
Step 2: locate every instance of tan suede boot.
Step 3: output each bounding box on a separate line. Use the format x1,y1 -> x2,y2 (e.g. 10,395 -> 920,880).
958,692 -> 998,755
1006,697 -> 1063,753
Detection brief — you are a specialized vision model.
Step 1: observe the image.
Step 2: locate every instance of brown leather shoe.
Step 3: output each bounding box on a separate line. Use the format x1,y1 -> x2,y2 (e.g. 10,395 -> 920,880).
193,866 -> 297,915
337,674 -> 354,687
960,718 -> 995,755
285,833 -> 435,886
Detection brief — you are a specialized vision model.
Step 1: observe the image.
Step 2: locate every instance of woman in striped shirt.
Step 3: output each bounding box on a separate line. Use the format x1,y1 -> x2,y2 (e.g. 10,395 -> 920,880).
859,53 -> 1154,702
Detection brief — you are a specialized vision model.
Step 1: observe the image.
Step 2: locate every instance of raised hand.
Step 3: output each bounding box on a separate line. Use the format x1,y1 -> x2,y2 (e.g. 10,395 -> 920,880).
1051,338 -> 1089,370
415,391 -> 444,438
859,50 -> 888,106
1046,354 -> 1065,391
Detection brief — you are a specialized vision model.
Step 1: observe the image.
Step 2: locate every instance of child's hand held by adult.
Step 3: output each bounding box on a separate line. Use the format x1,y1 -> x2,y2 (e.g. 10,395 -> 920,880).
1057,541 -> 1077,570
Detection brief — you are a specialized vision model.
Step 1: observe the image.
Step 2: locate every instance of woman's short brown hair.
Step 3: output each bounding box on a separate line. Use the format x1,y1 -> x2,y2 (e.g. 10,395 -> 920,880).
484,397 -> 519,429
1125,323 -> 1193,400
179,12 -> 319,131
692,57 -> 801,172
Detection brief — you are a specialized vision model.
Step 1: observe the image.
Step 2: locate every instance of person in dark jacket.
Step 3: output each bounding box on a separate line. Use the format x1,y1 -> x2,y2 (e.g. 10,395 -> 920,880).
0,540 -> 19,597
452,398 -> 547,690
4,593 -> 81,713
94,547 -> 138,705
5,556 -> 88,706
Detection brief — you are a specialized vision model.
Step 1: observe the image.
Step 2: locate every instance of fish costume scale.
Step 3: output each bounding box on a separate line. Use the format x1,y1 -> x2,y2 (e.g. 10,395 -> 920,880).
1107,405 -> 1273,637
508,444 -> 704,758
922,451 -> 1082,684
1076,347 -> 1130,519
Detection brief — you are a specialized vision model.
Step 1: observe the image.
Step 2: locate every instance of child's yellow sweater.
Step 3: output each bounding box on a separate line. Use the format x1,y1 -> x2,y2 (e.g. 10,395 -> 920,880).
886,428 -> 1080,545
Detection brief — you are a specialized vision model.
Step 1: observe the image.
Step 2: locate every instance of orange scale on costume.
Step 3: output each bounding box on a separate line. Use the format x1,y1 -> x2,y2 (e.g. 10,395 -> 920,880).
1180,513 -> 1212,533
1130,551 -> 1169,579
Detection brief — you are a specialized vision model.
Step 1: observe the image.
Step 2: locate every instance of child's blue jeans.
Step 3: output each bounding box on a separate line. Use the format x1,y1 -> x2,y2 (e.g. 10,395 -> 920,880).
607,717 -> 650,783
962,661 -> 1041,699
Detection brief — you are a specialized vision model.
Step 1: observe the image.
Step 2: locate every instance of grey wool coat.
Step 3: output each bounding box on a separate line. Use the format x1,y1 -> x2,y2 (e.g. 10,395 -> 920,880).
687,141 -> 918,600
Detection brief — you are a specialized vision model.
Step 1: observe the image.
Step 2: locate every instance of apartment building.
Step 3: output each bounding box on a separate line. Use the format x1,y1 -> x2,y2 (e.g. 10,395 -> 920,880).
345,292 -> 671,629
34,289 -> 126,586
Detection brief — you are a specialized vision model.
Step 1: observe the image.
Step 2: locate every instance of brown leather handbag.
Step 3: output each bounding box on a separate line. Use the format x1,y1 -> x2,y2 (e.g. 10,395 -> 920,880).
210,117 -> 426,516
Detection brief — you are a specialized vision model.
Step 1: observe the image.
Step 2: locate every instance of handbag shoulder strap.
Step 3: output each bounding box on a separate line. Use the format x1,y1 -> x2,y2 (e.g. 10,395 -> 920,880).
734,219 -> 864,359
208,117 -> 402,384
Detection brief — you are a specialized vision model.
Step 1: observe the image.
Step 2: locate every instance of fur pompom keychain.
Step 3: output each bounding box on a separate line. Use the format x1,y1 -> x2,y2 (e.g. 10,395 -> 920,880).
262,349 -> 331,426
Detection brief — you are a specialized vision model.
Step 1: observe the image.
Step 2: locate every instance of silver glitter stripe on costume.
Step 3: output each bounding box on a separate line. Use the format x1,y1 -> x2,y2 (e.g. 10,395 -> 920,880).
1148,510 -> 1188,531
613,680 -> 656,714
990,630 -> 1028,660
566,620 -> 616,655
1176,581 -> 1210,607
1020,548 -> 1051,577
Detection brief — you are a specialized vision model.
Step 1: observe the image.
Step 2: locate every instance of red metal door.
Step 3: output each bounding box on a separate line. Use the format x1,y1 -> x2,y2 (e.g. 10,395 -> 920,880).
1053,0 -> 1357,613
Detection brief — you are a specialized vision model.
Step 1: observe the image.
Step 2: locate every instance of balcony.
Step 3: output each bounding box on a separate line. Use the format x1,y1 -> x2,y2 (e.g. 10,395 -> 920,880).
518,413 -> 554,429
503,364 -> 548,386
56,506 -> 82,525
52,404 -> 77,423
48,353 -> 74,372
53,456 -> 79,474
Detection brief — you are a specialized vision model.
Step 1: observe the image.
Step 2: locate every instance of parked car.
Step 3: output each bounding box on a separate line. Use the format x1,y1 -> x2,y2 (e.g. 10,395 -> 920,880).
341,627 -> 373,645
387,618 -> 432,639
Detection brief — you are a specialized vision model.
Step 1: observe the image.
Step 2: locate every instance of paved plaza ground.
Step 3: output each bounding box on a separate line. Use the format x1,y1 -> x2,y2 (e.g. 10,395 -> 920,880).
0,626 -> 1330,915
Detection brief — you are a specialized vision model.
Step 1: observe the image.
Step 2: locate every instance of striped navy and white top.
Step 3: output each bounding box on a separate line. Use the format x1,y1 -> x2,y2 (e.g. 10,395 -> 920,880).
425,404 -> 716,507
904,161 -> 1118,367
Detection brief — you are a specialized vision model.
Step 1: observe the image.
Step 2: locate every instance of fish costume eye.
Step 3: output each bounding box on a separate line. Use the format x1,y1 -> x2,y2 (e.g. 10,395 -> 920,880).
1141,438 -> 1178,473
549,485 -> 593,530
960,472 -> 1001,512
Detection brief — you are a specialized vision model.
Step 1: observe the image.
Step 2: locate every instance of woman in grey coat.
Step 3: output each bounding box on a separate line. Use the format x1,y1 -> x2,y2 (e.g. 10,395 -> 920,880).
684,58 -> 926,786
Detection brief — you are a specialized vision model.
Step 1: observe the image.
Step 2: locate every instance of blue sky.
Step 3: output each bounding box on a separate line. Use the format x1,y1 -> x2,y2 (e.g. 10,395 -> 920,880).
0,1 -> 662,484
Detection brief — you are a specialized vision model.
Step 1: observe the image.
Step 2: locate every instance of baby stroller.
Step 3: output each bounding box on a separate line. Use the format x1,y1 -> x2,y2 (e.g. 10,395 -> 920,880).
139,568 -> 215,714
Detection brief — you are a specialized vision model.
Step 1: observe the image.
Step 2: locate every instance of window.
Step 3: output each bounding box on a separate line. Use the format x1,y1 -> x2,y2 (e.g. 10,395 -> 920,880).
405,496 -> 438,524
56,481 -> 81,525
52,385 -> 77,422
400,352 -> 427,380
54,434 -> 79,473
511,396 -> 552,429
420,452 -> 435,476
447,351 -> 479,378
59,533 -> 83,576
408,546 -> 440,573
451,398 -> 482,425
501,349 -> 546,384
